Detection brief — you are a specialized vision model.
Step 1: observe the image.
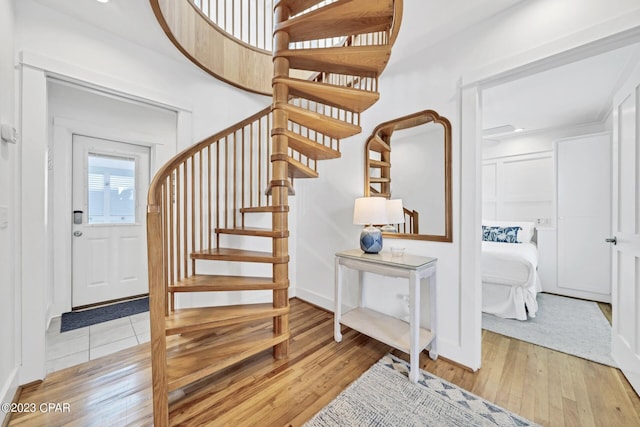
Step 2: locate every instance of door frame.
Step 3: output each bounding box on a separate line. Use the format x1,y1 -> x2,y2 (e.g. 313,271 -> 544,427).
52,118 -> 160,316
459,26 -> 640,370
19,53 -> 191,384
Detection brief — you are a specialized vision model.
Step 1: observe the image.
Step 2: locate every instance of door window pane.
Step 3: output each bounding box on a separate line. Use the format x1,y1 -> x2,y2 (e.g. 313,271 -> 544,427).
88,154 -> 136,224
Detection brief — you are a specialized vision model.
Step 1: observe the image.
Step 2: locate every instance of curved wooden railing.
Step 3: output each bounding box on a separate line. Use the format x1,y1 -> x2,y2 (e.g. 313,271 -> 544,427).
147,106 -> 273,305
402,207 -> 419,234
149,0 -> 273,95
191,0 -> 275,51
150,0 -> 403,95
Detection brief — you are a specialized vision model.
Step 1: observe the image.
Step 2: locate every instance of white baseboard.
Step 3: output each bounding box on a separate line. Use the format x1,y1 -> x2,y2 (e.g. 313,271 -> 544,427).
0,366 -> 20,425
294,288 -> 334,312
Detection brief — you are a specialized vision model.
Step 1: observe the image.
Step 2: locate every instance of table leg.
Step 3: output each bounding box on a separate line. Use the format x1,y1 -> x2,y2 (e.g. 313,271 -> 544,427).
428,268 -> 438,360
358,270 -> 365,308
409,270 -> 420,383
334,258 -> 343,342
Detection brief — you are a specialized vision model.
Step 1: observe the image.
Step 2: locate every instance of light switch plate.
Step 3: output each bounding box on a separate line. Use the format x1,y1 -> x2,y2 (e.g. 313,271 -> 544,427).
1,124 -> 18,144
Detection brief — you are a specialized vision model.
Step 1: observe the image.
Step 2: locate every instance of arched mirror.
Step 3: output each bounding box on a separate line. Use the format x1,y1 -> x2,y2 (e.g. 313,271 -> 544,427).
364,109 -> 452,242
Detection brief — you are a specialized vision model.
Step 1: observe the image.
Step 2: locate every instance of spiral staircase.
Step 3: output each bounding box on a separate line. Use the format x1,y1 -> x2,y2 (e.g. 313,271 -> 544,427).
147,0 -> 403,424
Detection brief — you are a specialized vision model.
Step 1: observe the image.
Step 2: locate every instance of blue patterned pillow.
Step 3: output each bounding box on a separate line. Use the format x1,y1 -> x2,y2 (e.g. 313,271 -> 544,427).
482,226 -> 522,243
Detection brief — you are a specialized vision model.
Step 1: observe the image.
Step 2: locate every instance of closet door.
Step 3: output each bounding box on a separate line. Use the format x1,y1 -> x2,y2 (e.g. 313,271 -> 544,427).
556,133 -> 611,302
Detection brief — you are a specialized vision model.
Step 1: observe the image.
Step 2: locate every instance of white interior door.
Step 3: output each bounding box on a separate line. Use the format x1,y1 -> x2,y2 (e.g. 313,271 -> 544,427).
556,134 -> 612,301
611,61 -> 640,396
72,135 -> 150,307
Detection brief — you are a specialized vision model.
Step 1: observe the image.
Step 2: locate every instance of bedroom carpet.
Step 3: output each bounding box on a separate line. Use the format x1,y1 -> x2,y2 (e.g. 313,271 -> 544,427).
482,293 -> 616,367
304,353 -> 538,427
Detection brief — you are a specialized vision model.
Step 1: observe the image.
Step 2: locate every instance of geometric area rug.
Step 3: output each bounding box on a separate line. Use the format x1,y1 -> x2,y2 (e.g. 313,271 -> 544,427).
482,293 -> 616,368
60,297 -> 149,332
304,353 -> 539,427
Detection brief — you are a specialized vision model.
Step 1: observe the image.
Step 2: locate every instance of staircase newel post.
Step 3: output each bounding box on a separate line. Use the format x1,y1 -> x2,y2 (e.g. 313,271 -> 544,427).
271,2 -> 291,359
147,202 -> 169,426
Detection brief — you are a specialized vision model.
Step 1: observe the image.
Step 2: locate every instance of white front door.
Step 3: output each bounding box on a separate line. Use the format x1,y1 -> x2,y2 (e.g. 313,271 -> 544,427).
611,61 -> 640,395
72,135 -> 150,307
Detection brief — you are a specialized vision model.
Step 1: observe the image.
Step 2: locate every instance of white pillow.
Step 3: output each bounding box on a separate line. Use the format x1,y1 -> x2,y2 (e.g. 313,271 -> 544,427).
482,220 -> 535,243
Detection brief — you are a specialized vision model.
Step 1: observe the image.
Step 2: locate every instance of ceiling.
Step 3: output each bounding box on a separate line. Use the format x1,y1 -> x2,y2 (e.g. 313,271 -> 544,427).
482,42 -> 640,139
29,0 -> 640,139
30,0 -> 184,61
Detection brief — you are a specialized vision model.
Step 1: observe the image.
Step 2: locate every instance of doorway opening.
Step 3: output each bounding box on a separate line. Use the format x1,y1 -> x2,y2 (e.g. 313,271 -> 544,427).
476,39 -> 640,379
46,80 -> 178,374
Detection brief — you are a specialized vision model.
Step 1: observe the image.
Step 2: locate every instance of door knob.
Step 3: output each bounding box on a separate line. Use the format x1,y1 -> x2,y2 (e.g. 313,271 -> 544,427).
73,231 -> 83,237
605,237 -> 617,245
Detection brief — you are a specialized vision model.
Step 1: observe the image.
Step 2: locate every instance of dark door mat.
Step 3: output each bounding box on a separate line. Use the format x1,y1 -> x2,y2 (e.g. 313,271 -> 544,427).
60,297 -> 149,332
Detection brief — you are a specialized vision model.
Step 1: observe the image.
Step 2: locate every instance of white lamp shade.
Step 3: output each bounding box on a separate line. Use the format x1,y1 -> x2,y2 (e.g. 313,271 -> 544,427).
386,199 -> 405,224
353,197 -> 388,225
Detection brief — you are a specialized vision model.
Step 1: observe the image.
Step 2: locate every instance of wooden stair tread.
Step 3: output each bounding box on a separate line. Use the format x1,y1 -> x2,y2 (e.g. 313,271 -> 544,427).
190,248 -> 288,263
276,103 -> 361,139
168,274 -> 286,292
369,177 -> 390,183
368,135 -> 390,152
273,128 -> 341,160
274,77 -> 379,113
278,45 -> 391,77
165,304 -> 289,336
275,0 -> 394,43
216,226 -> 289,238
166,328 -> 290,391
369,159 -> 390,168
240,205 -> 289,214
275,0 -> 326,16
287,156 -> 319,179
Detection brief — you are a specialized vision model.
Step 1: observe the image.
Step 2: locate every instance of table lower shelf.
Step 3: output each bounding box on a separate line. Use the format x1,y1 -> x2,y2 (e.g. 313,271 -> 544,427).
340,307 -> 434,354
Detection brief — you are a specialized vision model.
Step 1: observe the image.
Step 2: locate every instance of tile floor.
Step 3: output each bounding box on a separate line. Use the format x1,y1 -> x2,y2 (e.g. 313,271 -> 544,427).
45,311 -> 150,374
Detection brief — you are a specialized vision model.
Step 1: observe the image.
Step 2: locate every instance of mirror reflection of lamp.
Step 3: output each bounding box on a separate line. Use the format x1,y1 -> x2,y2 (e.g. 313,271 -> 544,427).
353,197 -> 387,254
381,199 -> 404,233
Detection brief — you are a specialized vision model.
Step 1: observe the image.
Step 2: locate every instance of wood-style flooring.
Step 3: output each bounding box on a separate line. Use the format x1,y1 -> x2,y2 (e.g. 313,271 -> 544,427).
9,298 -> 640,426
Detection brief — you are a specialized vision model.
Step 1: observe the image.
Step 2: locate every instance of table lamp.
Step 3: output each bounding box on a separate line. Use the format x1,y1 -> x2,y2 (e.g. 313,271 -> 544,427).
381,199 -> 404,233
353,197 -> 387,253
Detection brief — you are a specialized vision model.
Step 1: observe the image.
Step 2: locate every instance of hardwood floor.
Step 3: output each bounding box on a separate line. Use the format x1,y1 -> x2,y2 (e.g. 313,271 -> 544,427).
9,298 -> 640,426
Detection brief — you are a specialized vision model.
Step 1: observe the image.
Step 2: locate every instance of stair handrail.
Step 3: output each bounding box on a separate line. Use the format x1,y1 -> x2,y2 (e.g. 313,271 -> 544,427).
148,105 -> 270,208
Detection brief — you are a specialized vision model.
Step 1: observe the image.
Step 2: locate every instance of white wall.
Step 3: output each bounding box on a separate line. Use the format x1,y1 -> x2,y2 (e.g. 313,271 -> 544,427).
295,0 -> 640,370
15,0 -> 268,143
481,123 -> 606,225
0,0 -> 19,415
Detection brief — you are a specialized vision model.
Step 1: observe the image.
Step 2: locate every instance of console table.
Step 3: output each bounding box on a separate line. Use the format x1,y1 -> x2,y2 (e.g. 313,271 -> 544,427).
334,249 -> 438,383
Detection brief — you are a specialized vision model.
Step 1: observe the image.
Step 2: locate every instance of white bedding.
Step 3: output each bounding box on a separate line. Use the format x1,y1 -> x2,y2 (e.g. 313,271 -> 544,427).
482,241 -> 541,320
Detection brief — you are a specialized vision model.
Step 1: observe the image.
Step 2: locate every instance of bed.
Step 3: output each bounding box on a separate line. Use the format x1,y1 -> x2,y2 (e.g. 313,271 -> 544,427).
481,220 -> 542,320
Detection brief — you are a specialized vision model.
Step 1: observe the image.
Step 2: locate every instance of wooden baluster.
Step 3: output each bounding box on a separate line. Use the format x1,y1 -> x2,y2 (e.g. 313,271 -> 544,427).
169,172 -> 175,301
249,122 -> 254,209
266,111 -> 271,206
183,161 -> 188,280
163,179 -> 170,315
199,149 -> 203,256
216,140 -> 220,248
207,145 -> 212,250
241,127 -> 245,213
224,136 -> 228,229
258,117 -> 262,207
